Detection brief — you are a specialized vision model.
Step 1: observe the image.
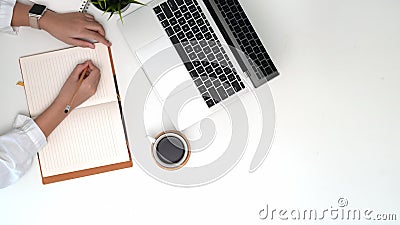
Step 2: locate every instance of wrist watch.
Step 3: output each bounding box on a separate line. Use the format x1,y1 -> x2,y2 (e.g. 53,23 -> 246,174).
28,4 -> 47,29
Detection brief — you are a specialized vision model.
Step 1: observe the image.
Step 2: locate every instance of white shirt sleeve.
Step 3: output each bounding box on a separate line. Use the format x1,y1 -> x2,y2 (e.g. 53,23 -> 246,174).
0,0 -> 17,34
0,115 -> 47,189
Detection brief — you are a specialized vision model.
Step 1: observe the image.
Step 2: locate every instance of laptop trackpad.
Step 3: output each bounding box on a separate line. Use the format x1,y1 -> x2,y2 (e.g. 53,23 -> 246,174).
118,6 -> 165,51
136,36 -> 193,101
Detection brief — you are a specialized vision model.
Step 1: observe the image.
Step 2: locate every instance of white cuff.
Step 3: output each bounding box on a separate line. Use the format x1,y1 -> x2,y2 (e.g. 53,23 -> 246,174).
13,115 -> 47,154
0,0 -> 17,34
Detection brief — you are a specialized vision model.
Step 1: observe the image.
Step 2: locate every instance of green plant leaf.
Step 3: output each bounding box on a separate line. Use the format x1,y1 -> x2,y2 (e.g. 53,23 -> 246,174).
128,0 -> 146,6
108,11 -> 114,20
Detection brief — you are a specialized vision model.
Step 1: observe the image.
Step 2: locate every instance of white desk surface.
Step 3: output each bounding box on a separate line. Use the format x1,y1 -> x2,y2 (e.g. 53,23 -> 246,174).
1,1 -> 400,225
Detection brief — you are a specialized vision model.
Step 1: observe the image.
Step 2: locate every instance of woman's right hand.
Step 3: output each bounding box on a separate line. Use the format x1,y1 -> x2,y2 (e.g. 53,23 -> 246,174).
56,60 -> 101,110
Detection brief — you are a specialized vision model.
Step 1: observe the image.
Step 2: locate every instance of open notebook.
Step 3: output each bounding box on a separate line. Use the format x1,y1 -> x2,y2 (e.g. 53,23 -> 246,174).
19,43 -> 132,184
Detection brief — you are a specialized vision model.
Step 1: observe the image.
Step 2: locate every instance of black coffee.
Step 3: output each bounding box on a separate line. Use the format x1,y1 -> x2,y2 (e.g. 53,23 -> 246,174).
156,136 -> 185,164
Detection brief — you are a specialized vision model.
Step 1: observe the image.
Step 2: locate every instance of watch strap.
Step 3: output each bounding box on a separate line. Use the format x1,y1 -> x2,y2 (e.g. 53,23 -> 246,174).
29,15 -> 40,29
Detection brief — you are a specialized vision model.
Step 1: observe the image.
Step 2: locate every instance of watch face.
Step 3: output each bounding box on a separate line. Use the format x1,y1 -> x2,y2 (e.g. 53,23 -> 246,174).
29,4 -> 46,15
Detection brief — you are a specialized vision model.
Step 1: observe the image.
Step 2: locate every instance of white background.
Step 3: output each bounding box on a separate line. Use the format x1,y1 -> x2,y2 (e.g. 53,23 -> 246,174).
1,0 -> 400,224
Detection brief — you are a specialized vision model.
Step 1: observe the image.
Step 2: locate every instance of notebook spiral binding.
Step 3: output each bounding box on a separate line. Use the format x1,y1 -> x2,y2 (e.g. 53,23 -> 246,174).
79,0 -> 90,13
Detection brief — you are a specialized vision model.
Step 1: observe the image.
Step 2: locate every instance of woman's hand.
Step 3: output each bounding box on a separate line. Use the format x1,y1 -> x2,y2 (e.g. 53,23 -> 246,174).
40,11 -> 111,49
35,61 -> 101,137
11,3 -> 110,48
56,60 -> 101,109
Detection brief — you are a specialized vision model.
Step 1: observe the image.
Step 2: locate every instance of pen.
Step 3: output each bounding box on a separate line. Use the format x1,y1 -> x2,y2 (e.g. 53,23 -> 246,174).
64,66 -> 89,114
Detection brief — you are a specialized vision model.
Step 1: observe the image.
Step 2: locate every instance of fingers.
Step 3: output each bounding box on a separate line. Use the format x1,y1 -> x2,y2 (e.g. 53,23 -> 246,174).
68,37 -> 95,49
85,21 -> 106,36
84,61 -> 101,91
74,13 -> 112,48
83,13 -> 95,20
81,29 -> 111,47
71,61 -> 90,80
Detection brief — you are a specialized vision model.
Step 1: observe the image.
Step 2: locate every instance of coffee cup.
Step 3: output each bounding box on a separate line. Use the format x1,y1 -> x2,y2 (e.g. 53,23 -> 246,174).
147,131 -> 190,170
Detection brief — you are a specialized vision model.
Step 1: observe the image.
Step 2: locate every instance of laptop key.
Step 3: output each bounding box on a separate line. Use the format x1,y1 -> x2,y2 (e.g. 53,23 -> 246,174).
208,87 -> 221,103
209,72 -> 217,79
196,66 -> 205,74
167,0 -> 178,11
207,53 -> 215,61
219,75 -> 227,81
194,78 -> 203,86
205,65 -> 213,73
175,0 -> 184,5
193,11 -> 201,19
153,6 -> 162,14
231,81 -> 242,92
228,74 -> 235,82
157,13 -> 166,21
196,18 -> 204,26
198,85 -> 207,93
173,25 -> 181,33
188,4 -> 197,12
178,17 -> 186,25
170,35 -> 179,44
184,45 -> 193,53
192,25 -> 200,34
215,67 -> 223,75
161,20 -> 170,28
226,88 -> 235,96
204,80 -> 212,88
184,0 -> 193,5
184,12 -> 191,20
199,40 -> 207,47
197,52 -> 206,60
188,52 -> 197,60
177,31 -> 185,39
188,19 -> 196,27
212,79 -> 221,87
203,46 -> 211,54
200,25 -> 208,33
206,99 -> 215,108
174,11 -> 182,19
195,32 -> 204,39
182,24 -> 190,32
189,70 -> 199,78
180,5 -> 188,13
161,3 -> 173,18
165,27 -> 174,36
216,53 -> 224,61
184,62 -> 194,71
217,86 -> 228,100
200,74 -> 208,81
193,45 -> 202,53
223,67 -> 231,74
186,31 -> 194,39
204,32 -> 212,40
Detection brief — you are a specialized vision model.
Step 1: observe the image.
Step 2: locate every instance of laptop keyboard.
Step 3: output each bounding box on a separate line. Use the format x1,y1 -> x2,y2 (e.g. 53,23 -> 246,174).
153,0 -> 245,108
213,0 -> 278,81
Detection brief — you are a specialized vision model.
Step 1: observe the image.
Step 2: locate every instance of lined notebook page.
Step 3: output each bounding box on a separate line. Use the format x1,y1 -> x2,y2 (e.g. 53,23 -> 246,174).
20,43 -> 116,117
39,101 -> 129,177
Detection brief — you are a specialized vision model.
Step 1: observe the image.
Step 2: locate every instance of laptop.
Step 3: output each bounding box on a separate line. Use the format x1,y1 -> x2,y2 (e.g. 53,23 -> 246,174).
118,0 -> 279,130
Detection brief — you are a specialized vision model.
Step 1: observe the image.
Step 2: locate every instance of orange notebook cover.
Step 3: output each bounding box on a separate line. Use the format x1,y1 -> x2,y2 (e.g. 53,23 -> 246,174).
19,44 -> 132,184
